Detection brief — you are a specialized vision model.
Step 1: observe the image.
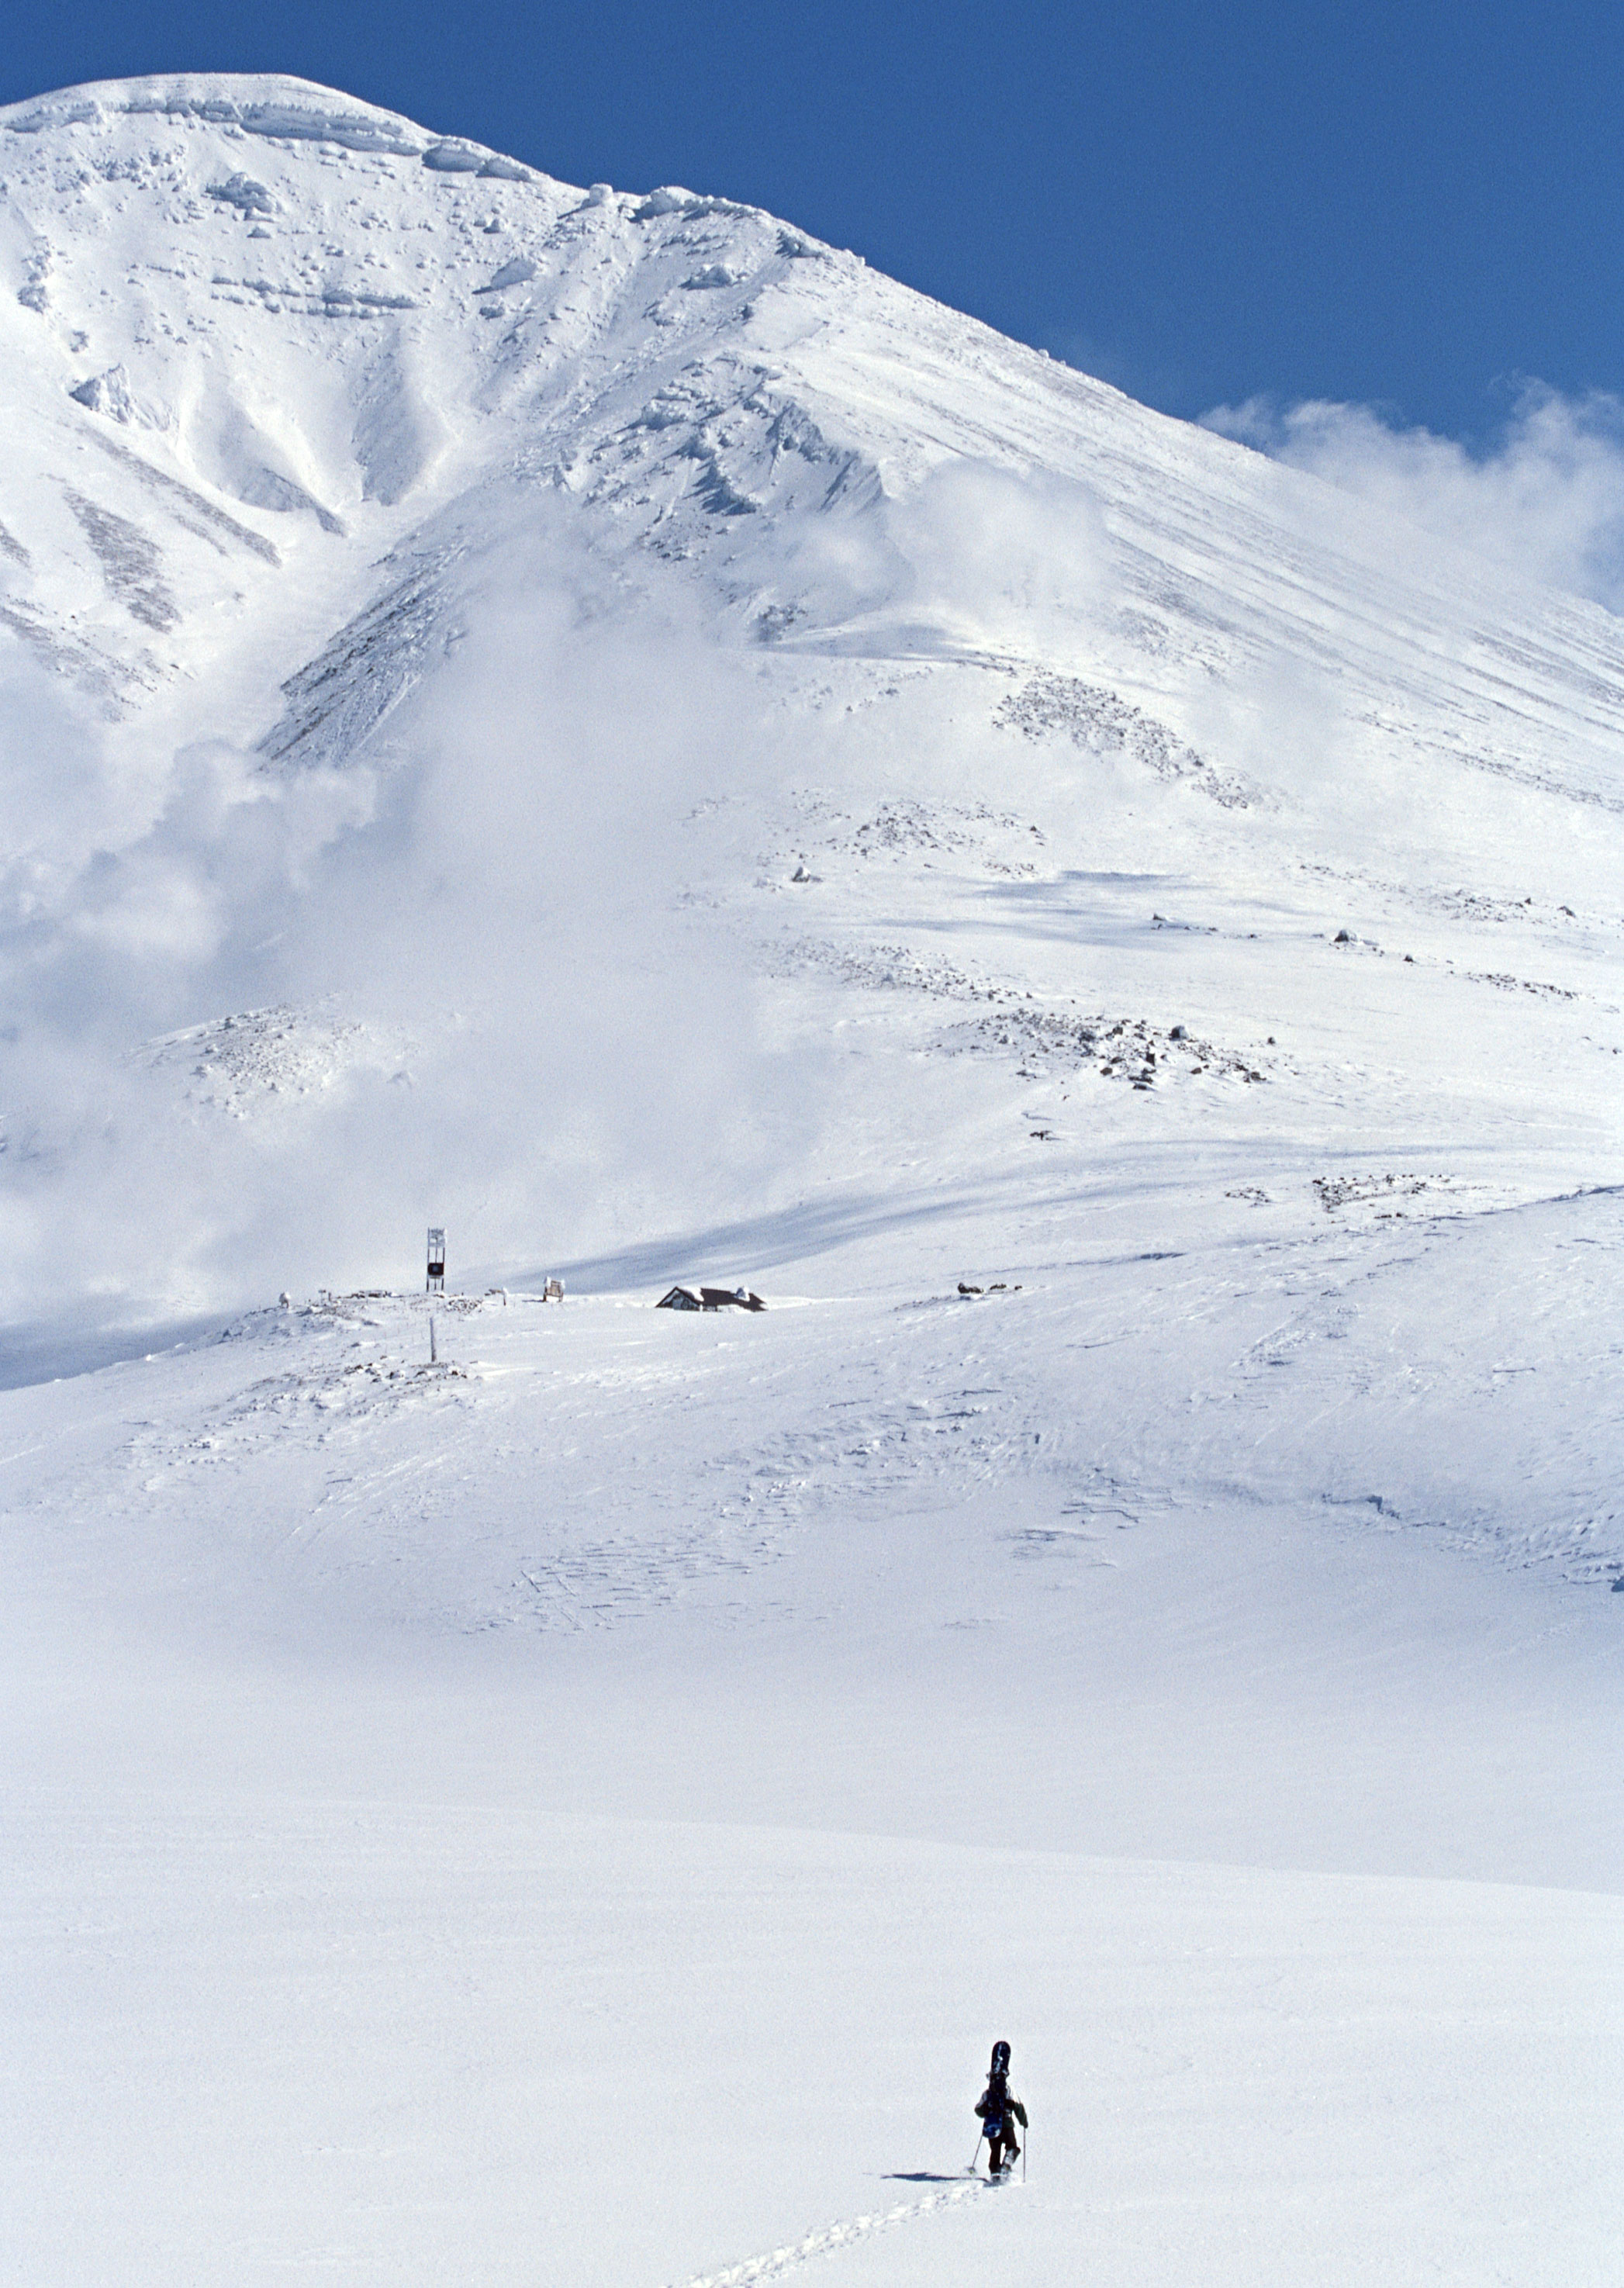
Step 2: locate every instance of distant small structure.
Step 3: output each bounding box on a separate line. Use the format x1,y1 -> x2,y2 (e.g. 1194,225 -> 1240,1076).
544,1277 -> 564,1302
427,1227 -> 445,1294
657,1284 -> 766,1312
703,1286 -> 765,1312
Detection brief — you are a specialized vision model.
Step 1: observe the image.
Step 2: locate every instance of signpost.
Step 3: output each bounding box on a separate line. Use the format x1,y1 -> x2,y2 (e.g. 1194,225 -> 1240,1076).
427,1228 -> 445,1294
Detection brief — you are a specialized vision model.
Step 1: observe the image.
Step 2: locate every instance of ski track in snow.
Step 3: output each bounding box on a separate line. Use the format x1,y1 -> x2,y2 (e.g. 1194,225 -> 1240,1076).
670,2178 -> 994,2288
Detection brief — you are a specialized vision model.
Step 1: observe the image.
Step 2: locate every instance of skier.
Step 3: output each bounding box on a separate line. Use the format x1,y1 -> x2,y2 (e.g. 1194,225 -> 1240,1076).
973,2039 -> 1027,2175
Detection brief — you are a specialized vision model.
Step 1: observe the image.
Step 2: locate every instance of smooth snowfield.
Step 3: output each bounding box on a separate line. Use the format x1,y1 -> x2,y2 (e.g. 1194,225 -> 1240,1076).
2,71 -> 1622,2288
5,1256 -> 1623,2285
7,1795 -> 1620,2288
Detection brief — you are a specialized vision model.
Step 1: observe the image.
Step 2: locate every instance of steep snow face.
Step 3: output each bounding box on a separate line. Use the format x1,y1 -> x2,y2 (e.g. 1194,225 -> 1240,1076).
0,73 -> 901,751
0,76 -> 583,729
8,71 -> 1624,782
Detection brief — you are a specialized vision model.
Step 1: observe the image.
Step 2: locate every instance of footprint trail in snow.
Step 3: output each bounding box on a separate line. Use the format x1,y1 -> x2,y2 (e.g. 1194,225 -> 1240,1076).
669,2176 -> 997,2287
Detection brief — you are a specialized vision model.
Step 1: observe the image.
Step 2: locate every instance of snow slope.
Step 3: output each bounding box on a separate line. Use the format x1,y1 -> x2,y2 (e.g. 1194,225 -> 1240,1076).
1,74 -> 1622,2288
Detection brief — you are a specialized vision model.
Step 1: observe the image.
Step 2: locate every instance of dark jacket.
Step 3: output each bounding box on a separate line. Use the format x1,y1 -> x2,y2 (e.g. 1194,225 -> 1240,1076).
974,2072 -> 1028,2130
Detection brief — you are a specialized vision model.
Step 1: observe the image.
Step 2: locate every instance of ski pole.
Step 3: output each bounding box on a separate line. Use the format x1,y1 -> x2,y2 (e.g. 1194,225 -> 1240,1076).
969,2129 -> 984,2172
1022,2120 -> 1027,2183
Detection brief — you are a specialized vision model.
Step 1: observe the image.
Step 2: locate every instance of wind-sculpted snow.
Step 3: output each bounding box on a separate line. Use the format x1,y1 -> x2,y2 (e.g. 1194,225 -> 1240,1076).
6,75 -> 441,157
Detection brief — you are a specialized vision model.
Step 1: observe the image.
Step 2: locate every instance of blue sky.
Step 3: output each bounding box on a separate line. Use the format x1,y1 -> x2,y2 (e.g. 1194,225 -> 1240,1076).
5,0 -> 1621,444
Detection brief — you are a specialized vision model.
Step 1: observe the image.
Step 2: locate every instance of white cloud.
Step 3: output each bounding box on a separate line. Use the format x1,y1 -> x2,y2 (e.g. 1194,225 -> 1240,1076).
0,513 -> 818,1325
1204,384 -> 1624,613
776,458 -> 1114,656
884,459 -> 1114,646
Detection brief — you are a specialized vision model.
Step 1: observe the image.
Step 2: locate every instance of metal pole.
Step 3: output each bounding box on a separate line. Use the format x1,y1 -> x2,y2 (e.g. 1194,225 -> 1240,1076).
430,1315 -> 437,1363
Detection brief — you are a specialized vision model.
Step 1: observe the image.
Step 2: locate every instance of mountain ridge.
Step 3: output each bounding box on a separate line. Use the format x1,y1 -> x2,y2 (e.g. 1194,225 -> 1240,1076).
8,72 -> 1624,783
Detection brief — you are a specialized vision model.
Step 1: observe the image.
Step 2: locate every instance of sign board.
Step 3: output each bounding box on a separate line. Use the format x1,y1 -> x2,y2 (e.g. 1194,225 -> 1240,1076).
427,1227 -> 445,1293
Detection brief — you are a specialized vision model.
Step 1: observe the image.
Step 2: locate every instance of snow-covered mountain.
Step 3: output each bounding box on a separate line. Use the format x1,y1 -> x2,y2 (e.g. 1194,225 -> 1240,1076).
8,71 -> 1624,795
2,73 -> 1619,1331
2,77 -> 1622,2288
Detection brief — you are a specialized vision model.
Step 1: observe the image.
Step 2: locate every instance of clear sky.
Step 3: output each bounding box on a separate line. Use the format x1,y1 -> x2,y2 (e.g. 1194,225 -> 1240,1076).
4,0 -> 1621,444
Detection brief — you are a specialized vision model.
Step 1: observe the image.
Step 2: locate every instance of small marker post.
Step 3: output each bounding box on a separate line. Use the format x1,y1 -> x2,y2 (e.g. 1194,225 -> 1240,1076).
430,1315 -> 437,1364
